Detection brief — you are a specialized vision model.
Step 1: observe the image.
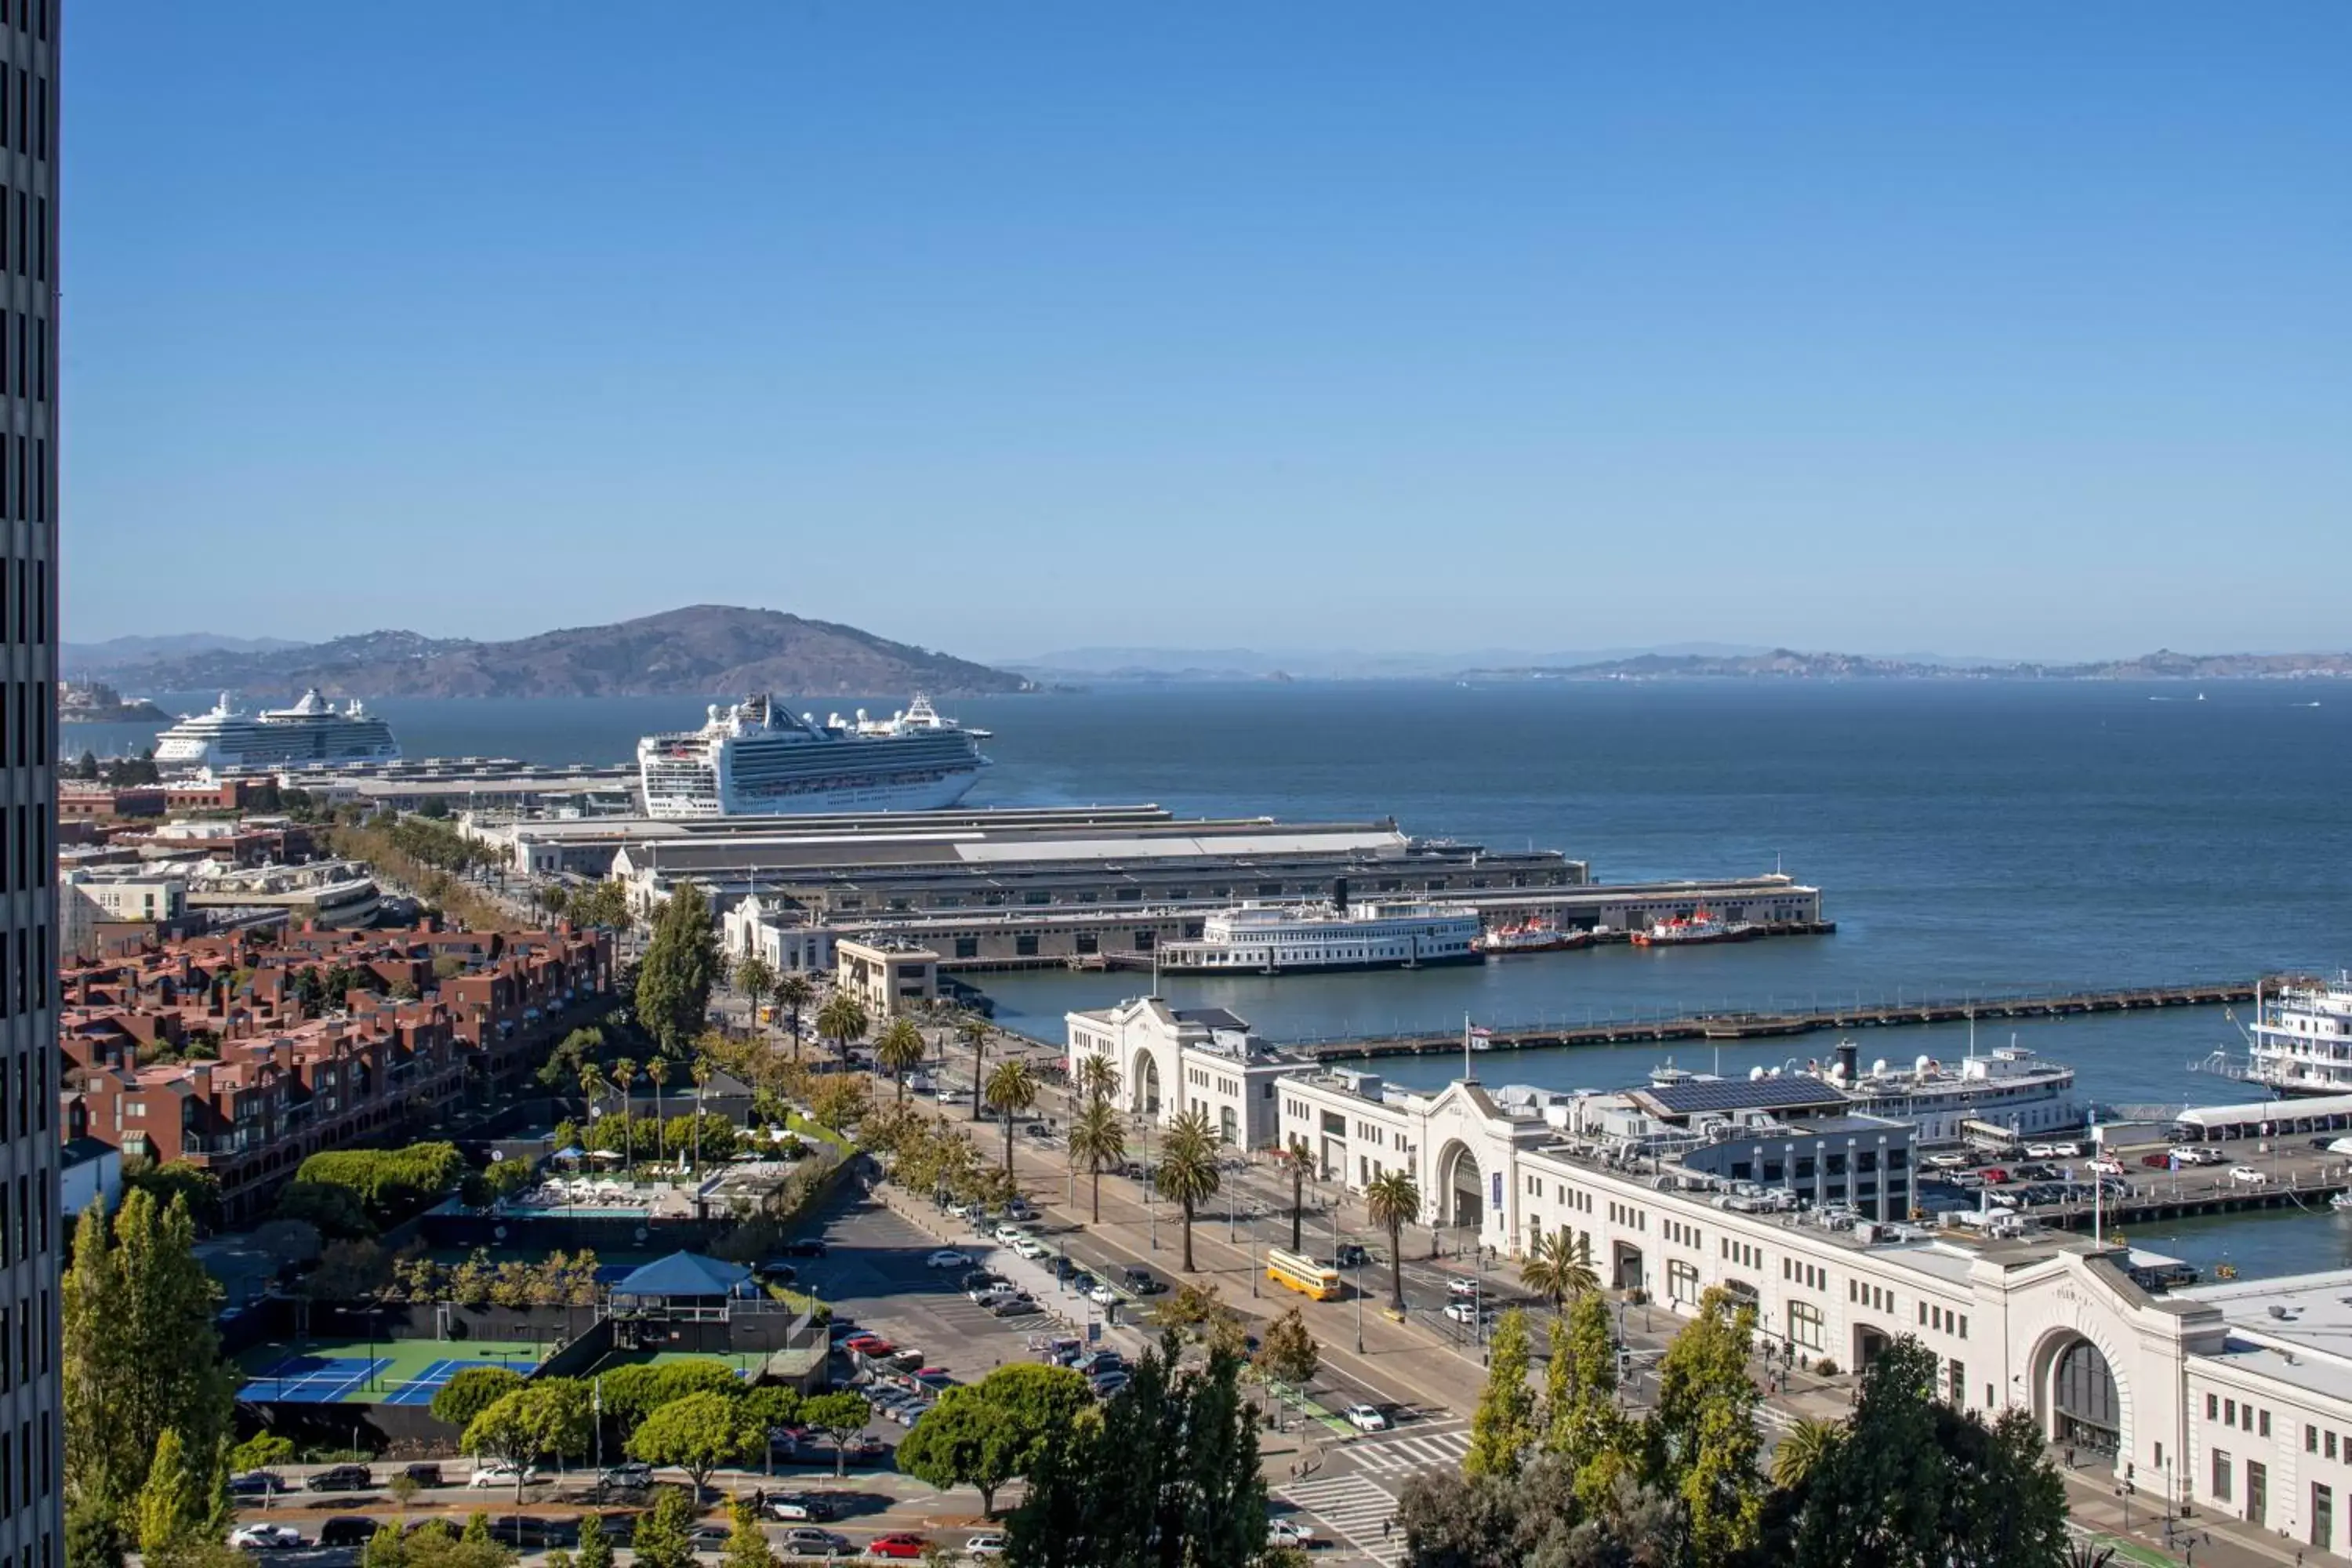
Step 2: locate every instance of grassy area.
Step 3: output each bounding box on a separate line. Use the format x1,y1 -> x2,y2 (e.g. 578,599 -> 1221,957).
786,1112 -> 851,1152
581,1348 -> 769,1379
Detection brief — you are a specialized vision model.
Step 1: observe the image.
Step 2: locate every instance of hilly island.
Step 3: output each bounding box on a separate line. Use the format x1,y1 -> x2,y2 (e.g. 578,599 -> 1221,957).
62,605 -> 1036,700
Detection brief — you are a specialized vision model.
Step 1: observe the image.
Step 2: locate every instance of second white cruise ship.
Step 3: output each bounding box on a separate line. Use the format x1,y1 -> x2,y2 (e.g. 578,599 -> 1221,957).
154,691 -> 401,773
637,693 -> 989,818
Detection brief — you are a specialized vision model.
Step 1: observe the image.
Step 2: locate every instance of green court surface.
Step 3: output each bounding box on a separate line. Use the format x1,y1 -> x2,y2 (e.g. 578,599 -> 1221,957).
237,1337 -> 550,1403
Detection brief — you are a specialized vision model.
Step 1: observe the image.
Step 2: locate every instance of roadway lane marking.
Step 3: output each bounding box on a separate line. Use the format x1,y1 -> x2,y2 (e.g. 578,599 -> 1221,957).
1277,1474 -> 1402,1566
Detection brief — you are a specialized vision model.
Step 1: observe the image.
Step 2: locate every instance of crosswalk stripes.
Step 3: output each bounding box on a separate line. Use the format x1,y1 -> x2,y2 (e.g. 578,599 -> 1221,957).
1346,1429 -> 1474,1479
1277,1474 -> 1403,1566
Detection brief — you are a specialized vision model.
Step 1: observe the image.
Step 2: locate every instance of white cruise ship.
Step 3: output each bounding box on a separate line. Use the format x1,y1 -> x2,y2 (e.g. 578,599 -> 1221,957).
1815,1042 -> 2080,1145
637,693 -> 989,818
2241,973 -> 2352,1097
153,691 -> 401,774
1156,900 -> 1483,975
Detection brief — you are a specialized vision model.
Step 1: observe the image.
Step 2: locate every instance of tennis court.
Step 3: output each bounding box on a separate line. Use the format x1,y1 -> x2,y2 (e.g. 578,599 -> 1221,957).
236,1338 -> 550,1406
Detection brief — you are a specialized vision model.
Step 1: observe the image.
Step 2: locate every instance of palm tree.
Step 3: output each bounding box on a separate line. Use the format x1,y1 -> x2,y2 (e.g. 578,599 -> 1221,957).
610,1057 -> 636,1168
690,1058 -> 713,1168
1067,1098 -> 1127,1224
816,993 -> 869,1073
876,1018 -> 926,1102
984,1058 -> 1040,1181
1363,1169 -> 1420,1314
1154,1109 -> 1223,1273
1769,1415 -> 1842,1490
646,1057 -> 670,1160
1272,1136 -> 1316,1254
956,1015 -> 992,1122
1075,1053 -> 1120,1110
577,1062 -> 607,1121
735,951 -> 776,1034
1519,1227 -> 1600,1316
775,972 -> 815,1059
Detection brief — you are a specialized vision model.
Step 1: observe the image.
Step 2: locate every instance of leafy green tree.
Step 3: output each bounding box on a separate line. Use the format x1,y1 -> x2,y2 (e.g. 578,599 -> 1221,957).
1363,1169 -> 1420,1313
956,1014 -> 990,1120
1540,1291 -> 1635,1512
597,1359 -> 748,1432
66,1489 -> 129,1568
461,1381 -> 593,1502
985,1057 -> 1041,1181
1066,1098 -> 1126,1224
817,991 -> 870,1069
135,1430 -> 207,1568
1007,1334 -> 1267,1568
626,1390 -> 760,1497
1465,1307 -> 1536,1481
807,1073 -> 870,1133
430,1367 -> 526,1431
64,1190 -> 234,1511
721,1499 -> 775,1568
360,1523 -> 407,1568
119,1160 -> 223,1233
628,1486 -> 698,1568
896,1365 -> 1091,1517
801,1391 -> 875,1478
291,1143 -> 465,1225
636,881 -> 721,1054
573,1514 -> 613,1568
1792,1336 -> 2067,1568
875,1018 -> 927,1102
227,1433 -> 295,1475
1650,1287 -> 1763,1566
1255,1305 -> 1319,1392
1152,1107 -> 1221,1273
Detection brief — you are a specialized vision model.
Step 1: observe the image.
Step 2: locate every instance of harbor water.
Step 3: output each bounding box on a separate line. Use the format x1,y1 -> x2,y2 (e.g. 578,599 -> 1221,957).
72,680 -> 2352,1275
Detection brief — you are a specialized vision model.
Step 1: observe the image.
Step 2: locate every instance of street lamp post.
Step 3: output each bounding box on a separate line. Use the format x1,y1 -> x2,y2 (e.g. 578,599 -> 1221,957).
1353,1255 -> 1365,1356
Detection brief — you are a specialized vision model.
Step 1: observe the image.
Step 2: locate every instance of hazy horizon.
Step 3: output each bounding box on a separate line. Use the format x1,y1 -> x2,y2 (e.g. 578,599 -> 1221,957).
70,4 -> 2350,655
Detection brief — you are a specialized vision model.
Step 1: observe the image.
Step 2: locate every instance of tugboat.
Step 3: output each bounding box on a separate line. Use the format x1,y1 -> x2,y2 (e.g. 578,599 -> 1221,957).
1631,909 -> 1760,947
1477,918 -> 1593,956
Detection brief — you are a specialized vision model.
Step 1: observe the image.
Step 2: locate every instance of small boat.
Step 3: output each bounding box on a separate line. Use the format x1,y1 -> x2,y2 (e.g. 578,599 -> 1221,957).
2332,1192 -> 2352,1213
1478,918 -> 1593,956
1631,909 -> 1760,947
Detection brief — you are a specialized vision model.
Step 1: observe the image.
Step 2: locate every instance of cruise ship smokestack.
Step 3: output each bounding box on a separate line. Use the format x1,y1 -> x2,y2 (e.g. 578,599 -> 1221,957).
1835,1041 -> 1859,1080
1332,877 -> 1349,910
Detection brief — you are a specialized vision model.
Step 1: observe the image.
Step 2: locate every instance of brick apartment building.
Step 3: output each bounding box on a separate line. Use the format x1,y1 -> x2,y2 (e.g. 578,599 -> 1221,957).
56,921 -> 613,1222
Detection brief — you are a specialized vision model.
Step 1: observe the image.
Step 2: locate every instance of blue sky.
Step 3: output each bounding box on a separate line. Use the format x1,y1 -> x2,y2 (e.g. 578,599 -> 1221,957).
67,3 -> 2350,659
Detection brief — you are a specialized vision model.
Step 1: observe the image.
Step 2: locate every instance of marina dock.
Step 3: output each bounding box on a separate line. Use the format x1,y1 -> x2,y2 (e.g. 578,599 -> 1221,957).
1291,979 -> 2256,1061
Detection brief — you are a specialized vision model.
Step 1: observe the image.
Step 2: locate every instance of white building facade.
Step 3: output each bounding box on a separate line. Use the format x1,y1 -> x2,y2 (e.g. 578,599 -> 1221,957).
721,894 -> 837,975
1066,998 -> 1293,1148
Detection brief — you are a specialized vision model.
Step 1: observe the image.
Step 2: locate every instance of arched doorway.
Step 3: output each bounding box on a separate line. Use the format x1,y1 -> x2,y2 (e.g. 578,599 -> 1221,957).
1612,1241 -> 1645,1293
1132,1052 -> 1161,1116
2050,1338 -> 2122,1457
1438,1142 -> 1483,1230
1853,1324 -> 1891,1370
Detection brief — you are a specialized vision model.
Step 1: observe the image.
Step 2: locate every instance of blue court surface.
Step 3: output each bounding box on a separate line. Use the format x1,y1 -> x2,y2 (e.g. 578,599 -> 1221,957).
378,1358 -> 525,1407
235,1355 -> 389,1405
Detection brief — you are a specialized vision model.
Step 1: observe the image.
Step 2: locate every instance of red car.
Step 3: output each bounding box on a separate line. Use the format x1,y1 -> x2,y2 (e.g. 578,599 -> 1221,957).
842,1334 -> 893,1356
867,1533 -> 929,1559
1980,1168 -> 2009,1184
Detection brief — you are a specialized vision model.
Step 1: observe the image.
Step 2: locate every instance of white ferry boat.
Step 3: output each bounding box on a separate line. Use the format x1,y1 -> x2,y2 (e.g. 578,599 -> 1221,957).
1816,1041 -> 2081,1145
1156,900 -> 1483,975
637,693 -> 989,818
153,691 -> 401,773
2241,973 -> 2352,1097
1632,909 -> 1759,947
1477,917 -> 1593,955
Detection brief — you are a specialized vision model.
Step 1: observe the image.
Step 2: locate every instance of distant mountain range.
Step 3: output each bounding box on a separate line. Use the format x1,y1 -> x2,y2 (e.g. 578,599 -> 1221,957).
64,606 -> 1034,699
1009,643 -> 2352,683
1462,648 -> 2352,681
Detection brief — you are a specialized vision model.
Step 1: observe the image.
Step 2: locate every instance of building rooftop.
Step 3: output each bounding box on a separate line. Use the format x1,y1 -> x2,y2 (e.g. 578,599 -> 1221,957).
1636,1076 -> 1851,1118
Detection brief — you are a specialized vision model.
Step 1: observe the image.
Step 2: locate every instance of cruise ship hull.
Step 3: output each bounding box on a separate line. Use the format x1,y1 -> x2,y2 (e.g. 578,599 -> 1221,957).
648,766 -> 982,819
1158,950 -> 1486,976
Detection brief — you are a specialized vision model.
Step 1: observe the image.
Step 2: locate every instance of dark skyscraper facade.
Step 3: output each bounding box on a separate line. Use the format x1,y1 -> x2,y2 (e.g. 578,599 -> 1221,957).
0,1 -> 58,1565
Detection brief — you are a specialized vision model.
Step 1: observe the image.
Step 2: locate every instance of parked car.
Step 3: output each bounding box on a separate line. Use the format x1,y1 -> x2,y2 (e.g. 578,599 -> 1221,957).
688,1523 -> 734,1552
227,1471 -> 285,1498
1012,1237 -> 1048,1261
1087,1282 -> 1120,1307
1343,1403 -> 1391,1432
1072,1349 -> 1125,1377
766,1494 -> 838,1523
468,1463 -> 542,1489
753,1260 -> 799,1284
1004,1199 -> 1037,1221
305,1465 -> 374,1493
598,1462 -> 654,1490
1978,1168 -> 2010,1185
2024,1143 -> 2057,1160
1267,1519 -> 1319,1548
777,1527 -> 855,1557
2051,1142 -> 2083,1157
782,1238 -> 829,1258
868,1533 -> 931,1559
927,1248 -> 973,1269
229,1525 -> 304,1552
989,1293 -> 1040,1317
967,1278 -> 1016,1304
316,1519 -> 379,1548
2088,1158 -> 2125,1177
1923,1152 -> 1969,1170
2231,1165 -> 2272,1185
965,1534 -> 1007,1559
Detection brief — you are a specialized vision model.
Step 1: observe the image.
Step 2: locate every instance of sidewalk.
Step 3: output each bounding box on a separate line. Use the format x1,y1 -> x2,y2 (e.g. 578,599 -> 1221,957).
2060,1471 -> 2320,1568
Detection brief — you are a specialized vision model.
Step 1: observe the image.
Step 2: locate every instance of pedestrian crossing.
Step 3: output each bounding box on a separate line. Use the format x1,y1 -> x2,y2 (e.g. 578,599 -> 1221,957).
1345,1428 -> 1473,1479
1277,1474 -> 1403,1566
